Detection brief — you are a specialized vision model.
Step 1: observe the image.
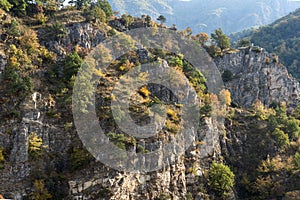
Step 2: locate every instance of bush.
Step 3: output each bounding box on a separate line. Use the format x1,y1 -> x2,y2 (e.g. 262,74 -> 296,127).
0,148 -> 5,169
283,119 -> 300,140
46,22 -> 67,40
271,128 -> 290,149
63,52 -> 83,81
94,0 -> 112,20
28,132 -> 43,158
3,65 -> 33,99
106,132 -> 136,150
208,162 -> 235,199
222,70 -> 234,82
294,152 -> 300,170
83,6 -> 106,23
6,19 -> 22,36
30,179 -> 52,200
70,148 -> 93,171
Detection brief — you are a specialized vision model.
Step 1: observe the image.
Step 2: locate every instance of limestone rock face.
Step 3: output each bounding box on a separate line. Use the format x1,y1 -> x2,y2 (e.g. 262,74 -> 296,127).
1,20 -> 300,199
215,48 -> 300,108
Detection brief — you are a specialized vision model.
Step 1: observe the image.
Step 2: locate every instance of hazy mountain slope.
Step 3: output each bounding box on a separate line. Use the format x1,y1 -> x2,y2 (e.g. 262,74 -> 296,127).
237,8 -> 300,81
108,0 -> 300,34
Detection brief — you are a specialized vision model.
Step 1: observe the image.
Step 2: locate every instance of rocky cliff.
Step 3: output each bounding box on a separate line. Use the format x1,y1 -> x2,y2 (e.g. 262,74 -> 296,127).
215,47 -> 300,108
0,13 -> 300,199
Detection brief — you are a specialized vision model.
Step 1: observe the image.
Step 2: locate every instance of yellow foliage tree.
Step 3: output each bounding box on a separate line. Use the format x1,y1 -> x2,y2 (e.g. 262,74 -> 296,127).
31,179 -> 52,200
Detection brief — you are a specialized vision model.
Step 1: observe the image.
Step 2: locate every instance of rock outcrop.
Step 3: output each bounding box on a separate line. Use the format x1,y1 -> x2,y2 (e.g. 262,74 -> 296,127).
215,48 -> 300,108
1,18 -> 299,200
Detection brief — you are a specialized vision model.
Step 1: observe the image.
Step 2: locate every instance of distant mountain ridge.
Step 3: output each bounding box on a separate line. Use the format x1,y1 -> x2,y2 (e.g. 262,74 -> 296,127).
108,0 -> 300,34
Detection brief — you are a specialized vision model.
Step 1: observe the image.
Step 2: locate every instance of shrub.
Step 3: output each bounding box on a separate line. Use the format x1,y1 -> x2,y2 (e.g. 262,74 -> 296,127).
168,56 -> 183,70
46,22 -> 67,40
139,86 -> 150,98
271,128 -> 290,149
107,132 -> 136,150
3,65 -> 33,99
253,175 -> 283,199
167,108 -> 179,123
208,162 -> 235,198
70,148 -> 93,171
28,132 -> 43,158
63,52 -> 83,81
83,6 -> 106,23
34,13 -> 47,25
166,120 -> 180,134
30,179 -> 52,200
283,119 -> 300,140
294,152 -> 300,170
6,19 -> 22,36
222,70 -> 233,82
0,148 -> 5,169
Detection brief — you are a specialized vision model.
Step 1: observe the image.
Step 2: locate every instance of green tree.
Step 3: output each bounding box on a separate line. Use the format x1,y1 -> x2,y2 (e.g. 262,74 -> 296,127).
94,0 -> 112,20
3,65 -> 33,99
157,15 -> 166,24
237,38 -> 252,47
121,14 -> 133,28
145,15 -> 151,26
84,6 -> 106,22
63,52 -> 83,81
294,152 -> 300,170
208,162 -> 235,199
283,118 -> 300,139
271,128 -> 289,149
211,28 -> 230,50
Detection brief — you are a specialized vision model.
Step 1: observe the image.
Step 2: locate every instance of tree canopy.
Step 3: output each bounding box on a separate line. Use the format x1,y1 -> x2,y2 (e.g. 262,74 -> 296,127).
208,162 -> 235,198
211,28 -> 231,50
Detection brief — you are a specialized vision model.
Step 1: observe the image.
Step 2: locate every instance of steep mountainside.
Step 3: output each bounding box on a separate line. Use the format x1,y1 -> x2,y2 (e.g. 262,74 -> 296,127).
247,8 -> 300,82
108,0 -> 300,34
0,1 -> 300,200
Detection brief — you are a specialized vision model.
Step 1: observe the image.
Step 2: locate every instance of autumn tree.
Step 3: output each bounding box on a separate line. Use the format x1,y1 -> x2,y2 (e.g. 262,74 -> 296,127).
30,179 -> 52,200
220,89 -> 231,106
211,28 -> 230,50
196,32 -> 210,46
